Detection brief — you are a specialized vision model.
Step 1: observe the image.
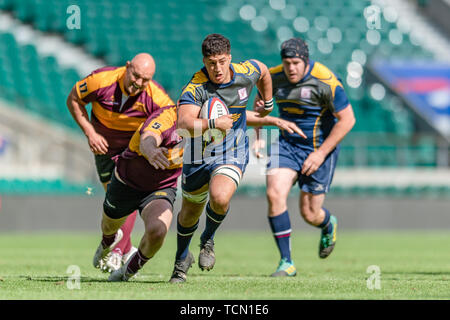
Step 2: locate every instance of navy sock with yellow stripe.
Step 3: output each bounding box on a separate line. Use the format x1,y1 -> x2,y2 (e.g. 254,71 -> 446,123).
200,202 -> 227,245
175,217 -> 199,261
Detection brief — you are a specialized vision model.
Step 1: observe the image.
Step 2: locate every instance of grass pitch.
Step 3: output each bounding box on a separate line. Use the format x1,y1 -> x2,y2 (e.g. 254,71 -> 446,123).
0,230 -> 449,300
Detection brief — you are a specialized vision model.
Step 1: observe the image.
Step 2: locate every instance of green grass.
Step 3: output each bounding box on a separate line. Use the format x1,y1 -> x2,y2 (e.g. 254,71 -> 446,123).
0,231 -> 449,299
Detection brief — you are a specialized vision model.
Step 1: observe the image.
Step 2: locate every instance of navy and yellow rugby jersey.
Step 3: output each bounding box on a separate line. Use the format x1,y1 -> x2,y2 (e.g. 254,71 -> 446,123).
270,60 -> 349,152
178,60 -> 261,163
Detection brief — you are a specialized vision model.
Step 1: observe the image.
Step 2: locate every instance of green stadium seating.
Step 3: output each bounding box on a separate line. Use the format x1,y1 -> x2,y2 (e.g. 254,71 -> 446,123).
0,0 -> 440,170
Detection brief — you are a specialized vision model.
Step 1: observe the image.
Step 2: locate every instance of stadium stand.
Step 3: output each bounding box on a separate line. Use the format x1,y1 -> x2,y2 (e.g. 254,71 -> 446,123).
0,0 -> 449,196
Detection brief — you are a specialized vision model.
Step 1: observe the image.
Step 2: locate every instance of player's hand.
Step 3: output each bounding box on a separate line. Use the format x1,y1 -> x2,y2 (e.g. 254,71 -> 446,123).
254,99 -> 272,118
87,132 -> 109,155
273,118 -> 307,139
214,114 -> 234,132
301,150 -> 326,176
146,146 -> 170,170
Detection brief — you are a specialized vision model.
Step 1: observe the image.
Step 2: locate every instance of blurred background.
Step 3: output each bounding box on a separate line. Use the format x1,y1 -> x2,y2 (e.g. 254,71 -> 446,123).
0,0 -> 449,231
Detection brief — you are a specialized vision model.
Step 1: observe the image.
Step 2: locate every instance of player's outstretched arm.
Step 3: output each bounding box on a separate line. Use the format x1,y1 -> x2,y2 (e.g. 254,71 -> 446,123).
177,104 -> 233,137
66,85 -> 109,154
253,60 -> 273,118
246,110 -> 307,158
301,104 -> 355,176
246,111 -> 307,138
140,131 -> 170,170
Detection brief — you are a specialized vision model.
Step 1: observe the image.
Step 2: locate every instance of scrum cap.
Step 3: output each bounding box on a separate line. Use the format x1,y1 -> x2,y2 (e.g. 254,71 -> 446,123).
280,38 -> 309,65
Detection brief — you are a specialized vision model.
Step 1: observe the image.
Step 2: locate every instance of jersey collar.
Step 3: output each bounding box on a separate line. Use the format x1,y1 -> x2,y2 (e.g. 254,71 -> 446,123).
118,67 -> 128,95
298,60 -> 315,83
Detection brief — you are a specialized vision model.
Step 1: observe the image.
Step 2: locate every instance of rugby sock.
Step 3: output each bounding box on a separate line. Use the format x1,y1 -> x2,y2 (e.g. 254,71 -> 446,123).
113,211 -> 137,255
268,210 -> 292,263
101,232 -> 117,249
200,202 -> 228,245
176,218 -> 199,261
318,208 -> 333,234
126,248 -> 149,275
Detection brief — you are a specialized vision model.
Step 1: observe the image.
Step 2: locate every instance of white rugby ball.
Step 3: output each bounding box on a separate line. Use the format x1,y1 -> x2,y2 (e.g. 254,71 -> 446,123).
200,97 -> 230,144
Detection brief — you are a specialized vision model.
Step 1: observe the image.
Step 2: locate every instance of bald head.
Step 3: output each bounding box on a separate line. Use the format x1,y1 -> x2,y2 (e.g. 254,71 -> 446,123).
131,53 -> 155,75
123,53 -> 156,96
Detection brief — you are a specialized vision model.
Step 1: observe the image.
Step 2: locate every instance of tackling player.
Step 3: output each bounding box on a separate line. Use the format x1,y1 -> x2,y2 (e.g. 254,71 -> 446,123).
93,105 -> 183,281
66,53 -> 175,272
169,33 -> 273,283
253,38 -> 355,277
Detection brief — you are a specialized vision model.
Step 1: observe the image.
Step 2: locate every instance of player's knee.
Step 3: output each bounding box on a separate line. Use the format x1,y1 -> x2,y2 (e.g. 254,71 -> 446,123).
209,192 -> 229,215
266,186 -> 278,202
266,186 -> 286,205
144,224 -> 167,244
300,205 -> 321,224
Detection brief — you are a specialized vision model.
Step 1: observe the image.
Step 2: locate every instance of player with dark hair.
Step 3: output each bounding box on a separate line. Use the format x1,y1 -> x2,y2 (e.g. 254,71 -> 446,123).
253,38 -> 356,277
66,53 -> 176,272
169,33 -> 273,283
94,105 -> 183,281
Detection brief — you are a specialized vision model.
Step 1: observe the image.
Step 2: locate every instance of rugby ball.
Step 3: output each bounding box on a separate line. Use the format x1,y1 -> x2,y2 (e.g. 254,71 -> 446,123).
200,97 -> 229,119
200,97 -> 229,144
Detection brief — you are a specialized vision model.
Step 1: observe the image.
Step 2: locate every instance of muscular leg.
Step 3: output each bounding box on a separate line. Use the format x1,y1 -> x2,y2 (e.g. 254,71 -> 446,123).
175,183 -> 209,261
195,166 -> 241,271
102,181 -> 137,256
299,191 -> 337,259
139,199 -> 173,257
266,168 -> 297,217
123,199 -> 173,275
299,191 -> 326,227
169,184 -> 208,283
266,168 -> 297,266
201,165 -> 241,243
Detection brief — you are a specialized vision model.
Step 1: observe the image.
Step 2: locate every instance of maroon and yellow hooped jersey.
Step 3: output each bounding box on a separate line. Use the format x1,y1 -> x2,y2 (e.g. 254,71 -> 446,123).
115,106 -> 183,192
75,66 -> 175,155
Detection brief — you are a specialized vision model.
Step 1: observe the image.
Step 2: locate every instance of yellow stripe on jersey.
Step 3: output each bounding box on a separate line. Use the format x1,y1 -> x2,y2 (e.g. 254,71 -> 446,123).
128,123 -> 145,154
310,62 -> 343,98
92,102 -> 145,131
269,64 -> 283,75
143,107 -> 177,136
277,99 -> 304,105
181,70 -> 208,102
76,67 -> 126,100
313,108 -> 327,151
232,60 -> 260,76
145,81 -> 175,108
283,107 -> 304,115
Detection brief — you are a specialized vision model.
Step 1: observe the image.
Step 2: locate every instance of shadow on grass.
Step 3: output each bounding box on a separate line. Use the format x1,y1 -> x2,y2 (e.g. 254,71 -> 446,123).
20,275 -> 167,284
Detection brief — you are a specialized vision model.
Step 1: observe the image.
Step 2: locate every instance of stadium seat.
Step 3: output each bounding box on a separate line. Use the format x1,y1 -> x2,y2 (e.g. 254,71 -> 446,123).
0,0 -> 440,172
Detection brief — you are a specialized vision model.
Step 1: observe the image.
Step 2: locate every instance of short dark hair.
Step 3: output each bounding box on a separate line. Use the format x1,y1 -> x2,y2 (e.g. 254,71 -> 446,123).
202,34 -> 231,57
